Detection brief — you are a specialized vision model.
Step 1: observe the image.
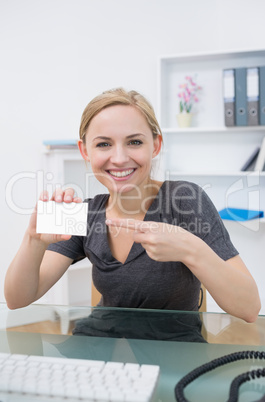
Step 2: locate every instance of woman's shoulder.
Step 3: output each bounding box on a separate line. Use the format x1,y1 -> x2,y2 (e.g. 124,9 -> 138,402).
159,180 -> 213,217
161,180 -> 203,195
83,193 -> 109,211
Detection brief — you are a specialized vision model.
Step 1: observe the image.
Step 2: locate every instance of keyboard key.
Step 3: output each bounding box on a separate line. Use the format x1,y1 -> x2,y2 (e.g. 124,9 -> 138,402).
0,353 -> 160,402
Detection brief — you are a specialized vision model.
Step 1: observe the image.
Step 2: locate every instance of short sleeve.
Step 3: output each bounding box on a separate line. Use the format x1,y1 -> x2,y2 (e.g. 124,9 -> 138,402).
47,235 -> 86,264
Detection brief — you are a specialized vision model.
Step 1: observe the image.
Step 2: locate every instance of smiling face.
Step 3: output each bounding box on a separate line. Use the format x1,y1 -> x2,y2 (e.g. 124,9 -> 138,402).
78,105 -> 161,195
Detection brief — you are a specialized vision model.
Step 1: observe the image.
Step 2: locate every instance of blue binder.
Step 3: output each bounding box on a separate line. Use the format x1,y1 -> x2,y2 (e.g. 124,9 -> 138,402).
247,67 -> 259,126
235,68 -> 247,126
219,208 -> 264,221
259,66 -> 265,125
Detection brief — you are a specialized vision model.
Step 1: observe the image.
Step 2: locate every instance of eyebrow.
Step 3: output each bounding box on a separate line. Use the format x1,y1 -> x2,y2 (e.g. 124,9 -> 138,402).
92,133 -> 145,142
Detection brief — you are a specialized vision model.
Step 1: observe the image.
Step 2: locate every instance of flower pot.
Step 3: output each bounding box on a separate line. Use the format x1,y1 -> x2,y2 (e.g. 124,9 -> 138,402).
176,113 -> 193,128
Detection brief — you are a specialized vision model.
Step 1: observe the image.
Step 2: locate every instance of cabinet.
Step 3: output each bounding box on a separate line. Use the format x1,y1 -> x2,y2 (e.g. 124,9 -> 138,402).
40,148 -> 107,306
158,49 -> 265,314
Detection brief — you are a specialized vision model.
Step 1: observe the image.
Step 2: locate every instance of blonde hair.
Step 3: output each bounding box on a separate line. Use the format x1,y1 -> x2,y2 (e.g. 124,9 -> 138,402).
79,88 -> 163,142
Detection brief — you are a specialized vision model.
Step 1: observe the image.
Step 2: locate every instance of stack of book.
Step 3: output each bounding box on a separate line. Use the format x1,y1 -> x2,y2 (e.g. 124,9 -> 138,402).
43,140 -> 78,150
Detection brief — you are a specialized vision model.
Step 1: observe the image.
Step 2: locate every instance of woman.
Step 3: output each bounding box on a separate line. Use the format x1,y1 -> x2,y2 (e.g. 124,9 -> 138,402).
4,88 -> 261,322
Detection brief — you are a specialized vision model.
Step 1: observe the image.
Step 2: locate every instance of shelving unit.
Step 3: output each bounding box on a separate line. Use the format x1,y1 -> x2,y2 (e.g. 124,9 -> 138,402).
158,48 -> 265,129
40,148 -> 107,306
158,49 -> 265,314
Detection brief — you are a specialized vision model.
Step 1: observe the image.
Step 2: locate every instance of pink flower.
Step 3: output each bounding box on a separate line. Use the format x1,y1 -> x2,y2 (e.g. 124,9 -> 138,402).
184,93 -> 190,103
177,75 -> 202,113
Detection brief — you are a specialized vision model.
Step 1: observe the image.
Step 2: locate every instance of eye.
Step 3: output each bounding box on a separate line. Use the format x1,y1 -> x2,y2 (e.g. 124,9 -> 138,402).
129,139 -> 143,146
96,142 -> 111,148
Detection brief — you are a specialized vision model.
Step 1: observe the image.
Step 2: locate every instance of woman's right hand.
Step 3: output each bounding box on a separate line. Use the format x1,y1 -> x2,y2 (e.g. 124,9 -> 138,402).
5,187 -> 81,309
27,188 -> 82,245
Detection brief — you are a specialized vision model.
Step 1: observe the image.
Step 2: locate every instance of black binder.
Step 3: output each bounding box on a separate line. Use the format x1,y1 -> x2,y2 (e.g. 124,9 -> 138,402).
223,69 -> 235,126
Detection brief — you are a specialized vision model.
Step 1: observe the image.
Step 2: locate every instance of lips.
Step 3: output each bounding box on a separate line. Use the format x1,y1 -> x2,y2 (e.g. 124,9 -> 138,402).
108,169 -> 135,178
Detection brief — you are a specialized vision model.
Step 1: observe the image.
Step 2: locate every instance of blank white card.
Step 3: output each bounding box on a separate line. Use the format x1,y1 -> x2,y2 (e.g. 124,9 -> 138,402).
36,201 -> 88,236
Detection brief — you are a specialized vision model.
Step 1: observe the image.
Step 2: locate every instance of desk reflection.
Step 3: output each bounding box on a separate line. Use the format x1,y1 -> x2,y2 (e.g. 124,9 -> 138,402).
72,308 -> 206,343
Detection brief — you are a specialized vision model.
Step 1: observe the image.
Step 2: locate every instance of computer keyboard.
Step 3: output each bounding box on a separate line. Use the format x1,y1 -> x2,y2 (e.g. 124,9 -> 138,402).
0,352 -> 160,402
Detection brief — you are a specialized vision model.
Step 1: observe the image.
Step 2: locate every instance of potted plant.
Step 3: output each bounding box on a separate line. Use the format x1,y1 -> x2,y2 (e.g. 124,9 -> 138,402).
177,76 -> 202,127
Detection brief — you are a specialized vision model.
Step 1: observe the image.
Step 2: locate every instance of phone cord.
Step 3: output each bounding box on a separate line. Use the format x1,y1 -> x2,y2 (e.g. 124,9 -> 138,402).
175,350 -> 265,402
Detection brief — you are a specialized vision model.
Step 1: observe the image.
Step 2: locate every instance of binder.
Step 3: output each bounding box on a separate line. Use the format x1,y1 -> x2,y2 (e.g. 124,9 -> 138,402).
247,67 -> 259,126
223,69 -> 235,126
240,146 -> 260,171
254,136 -> 265,171
235,67 -> 247,126
219,208 -> 264,221
259,66 -> 265,125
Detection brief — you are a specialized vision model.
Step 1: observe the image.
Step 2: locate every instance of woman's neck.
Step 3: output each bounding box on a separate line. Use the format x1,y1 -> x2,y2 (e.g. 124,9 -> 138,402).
106,179 -> 162,219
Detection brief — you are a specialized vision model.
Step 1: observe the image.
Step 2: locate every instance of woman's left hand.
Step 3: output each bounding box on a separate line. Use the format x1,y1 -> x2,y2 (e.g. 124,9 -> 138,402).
105,218 -> 192,262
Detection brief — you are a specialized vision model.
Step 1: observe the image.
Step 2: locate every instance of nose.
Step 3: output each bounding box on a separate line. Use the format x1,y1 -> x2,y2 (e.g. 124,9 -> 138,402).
109,145 -> 130,165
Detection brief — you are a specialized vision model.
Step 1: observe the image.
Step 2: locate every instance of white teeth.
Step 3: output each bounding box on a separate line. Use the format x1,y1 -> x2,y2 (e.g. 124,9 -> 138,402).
109,169 -> 134,178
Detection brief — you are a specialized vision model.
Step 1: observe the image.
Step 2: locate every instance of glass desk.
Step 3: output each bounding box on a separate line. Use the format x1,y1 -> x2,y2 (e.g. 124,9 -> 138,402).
0,303 -> 265,402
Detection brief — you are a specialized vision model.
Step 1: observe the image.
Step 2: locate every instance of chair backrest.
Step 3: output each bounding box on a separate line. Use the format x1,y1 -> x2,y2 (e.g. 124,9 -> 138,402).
199,285 -> 207,312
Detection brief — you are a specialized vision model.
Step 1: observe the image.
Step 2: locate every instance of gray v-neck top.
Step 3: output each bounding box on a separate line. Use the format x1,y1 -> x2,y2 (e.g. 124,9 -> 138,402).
48,181 -> 238,311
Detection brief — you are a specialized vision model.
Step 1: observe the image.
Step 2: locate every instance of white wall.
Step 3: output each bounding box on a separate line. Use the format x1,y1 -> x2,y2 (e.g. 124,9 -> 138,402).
1,0 -> 265,302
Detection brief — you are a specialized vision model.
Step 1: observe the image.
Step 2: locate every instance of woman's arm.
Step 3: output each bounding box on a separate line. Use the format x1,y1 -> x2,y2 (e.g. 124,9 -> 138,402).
5,238 -> 73,309
106,218 -> 261,323
4,188 -> 80,309
181,233 -> 261,323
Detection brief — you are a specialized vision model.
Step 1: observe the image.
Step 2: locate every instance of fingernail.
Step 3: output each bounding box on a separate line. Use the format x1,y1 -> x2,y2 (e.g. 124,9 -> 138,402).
57,195 -> 62,202
105,219 -> 112,224
65,195 -> 72,201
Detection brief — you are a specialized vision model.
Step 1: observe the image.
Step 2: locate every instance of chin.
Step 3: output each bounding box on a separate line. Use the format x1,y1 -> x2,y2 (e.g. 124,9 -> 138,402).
110,183 -> 138,195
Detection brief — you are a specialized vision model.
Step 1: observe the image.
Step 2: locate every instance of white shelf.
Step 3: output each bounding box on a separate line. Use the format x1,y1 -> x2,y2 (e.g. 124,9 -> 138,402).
158,48 -> 265,314
167,171 -> 265,177
159,48 -> 265,129
159,48 -> 265,64
223,217 -> 265,225
42,150 -> 95,306
162,126 -> 265,134
159,48 -> 265,178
